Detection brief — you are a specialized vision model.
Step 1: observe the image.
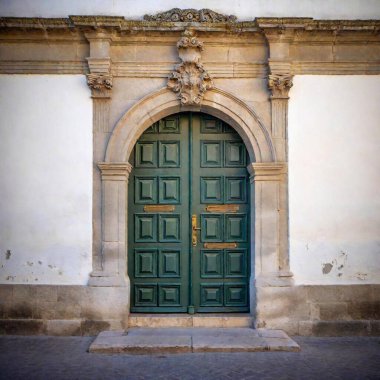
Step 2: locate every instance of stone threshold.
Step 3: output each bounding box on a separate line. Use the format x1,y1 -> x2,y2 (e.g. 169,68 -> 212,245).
128,313 -> 253,328
89,328 -> 300,354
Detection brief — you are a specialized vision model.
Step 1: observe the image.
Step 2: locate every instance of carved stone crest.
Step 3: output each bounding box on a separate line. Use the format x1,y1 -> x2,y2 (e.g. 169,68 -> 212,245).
144,8 -> 237,23
167,30 -> 213,105
268,74 -> 293,98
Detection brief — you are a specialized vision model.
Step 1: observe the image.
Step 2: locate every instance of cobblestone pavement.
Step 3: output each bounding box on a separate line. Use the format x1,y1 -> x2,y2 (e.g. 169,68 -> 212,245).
0,335 -> 379,380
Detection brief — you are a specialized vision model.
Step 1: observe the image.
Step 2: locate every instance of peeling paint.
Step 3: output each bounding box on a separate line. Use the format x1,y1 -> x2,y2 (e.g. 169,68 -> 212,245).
356,272 -> 368,280
322,263 -> 333,274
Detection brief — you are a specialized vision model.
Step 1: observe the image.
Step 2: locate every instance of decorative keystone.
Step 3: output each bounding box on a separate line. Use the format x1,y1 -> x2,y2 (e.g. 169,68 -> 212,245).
168,29 -> 213,105
268,74 -> 293,98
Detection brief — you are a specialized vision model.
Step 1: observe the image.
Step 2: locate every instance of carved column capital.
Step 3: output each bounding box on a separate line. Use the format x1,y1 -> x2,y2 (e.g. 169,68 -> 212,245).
247,162 -> 287,182
168,29 -> 213,105
87,73 -> 113,98
98,162 -> 133,181
268,74 -> 293,99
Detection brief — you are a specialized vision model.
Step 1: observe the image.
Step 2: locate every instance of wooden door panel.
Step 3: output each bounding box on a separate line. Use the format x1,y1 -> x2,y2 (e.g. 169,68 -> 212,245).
129,112 -> 250,313
128,114 -> 189,312
192,113 -> 250,312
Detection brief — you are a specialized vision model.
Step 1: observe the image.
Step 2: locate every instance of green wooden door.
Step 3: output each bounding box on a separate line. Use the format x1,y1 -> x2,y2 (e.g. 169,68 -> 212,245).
128,113 -> 250,313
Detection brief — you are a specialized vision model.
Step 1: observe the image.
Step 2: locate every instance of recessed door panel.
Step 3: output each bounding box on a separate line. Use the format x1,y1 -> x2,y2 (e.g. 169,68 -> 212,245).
135,177 -> 157,204
159,141 -> 180,167
201,141 -> 222,167
129,112 -> 250,313
159,250 -> 180,277
159,214 -> 181,242
159,177 -> 180,204
201,250 -> 223,278
134,249 -> 157,278
135,142 -> 157,168
200,177 -> 223,203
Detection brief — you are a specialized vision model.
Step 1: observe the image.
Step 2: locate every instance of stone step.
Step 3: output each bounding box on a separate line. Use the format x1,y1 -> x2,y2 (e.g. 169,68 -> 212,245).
128,313 -> 253,328
89,328 -> 300,354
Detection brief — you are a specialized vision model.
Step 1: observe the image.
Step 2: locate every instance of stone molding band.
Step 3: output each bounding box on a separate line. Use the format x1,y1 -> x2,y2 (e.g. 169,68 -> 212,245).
98,162 -> 133,181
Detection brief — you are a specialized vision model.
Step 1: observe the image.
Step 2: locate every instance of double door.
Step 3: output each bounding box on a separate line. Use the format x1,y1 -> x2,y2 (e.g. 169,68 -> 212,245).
128,112 -> 250,313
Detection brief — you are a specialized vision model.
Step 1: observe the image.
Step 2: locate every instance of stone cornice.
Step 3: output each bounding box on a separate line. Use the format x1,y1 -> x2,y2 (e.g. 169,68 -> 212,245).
256,18 -> 380,32
98,162 -> 133,181
1,16 -> 379,34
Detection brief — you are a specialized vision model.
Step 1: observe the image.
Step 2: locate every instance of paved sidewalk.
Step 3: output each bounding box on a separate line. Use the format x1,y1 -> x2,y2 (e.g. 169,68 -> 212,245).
0,335 -> 379,380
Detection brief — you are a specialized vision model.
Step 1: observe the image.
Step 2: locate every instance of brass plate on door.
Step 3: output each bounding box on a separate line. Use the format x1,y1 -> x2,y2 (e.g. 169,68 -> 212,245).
143,205 -> 175,212
204,242 -> 237,249
205,204 -> 239,213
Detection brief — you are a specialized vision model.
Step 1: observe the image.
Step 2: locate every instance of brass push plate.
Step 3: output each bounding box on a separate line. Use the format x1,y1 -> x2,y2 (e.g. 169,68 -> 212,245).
204,242 -> 237,249
143,205 -> 175,212
205,204 -> 239,213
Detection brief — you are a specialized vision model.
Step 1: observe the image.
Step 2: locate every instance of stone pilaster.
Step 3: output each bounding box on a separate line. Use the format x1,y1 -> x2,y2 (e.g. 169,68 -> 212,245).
85,31 -> 115,278
89,163 -> 133,287
248,162 -> 293,287
268,68 -> 293,162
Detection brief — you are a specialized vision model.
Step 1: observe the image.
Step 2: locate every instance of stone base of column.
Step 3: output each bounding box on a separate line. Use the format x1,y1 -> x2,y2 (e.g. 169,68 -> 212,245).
255,271 -> 294,287
88,271 -> 128,287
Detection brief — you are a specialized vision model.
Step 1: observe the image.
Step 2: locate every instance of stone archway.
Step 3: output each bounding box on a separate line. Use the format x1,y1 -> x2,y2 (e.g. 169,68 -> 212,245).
90,86 -> 291,320
105,87 -> 276,163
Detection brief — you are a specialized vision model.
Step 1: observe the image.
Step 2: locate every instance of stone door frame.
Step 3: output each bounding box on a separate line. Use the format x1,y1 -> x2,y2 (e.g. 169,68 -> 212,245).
90,86 -> 292,317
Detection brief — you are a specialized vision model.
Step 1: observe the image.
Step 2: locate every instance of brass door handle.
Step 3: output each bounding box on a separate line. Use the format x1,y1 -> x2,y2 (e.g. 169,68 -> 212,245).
191,214 -> 201,246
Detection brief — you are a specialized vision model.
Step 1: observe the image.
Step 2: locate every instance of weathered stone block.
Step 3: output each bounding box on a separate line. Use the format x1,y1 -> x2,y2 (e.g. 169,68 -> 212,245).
57,286 -> 83,304
34,301 -> 57,319
371,285 -> 380,301
318,302 -> 350,321
0,319 -> 45,335
0,285 -> 13,302
8,302 -> 34,319
12,285 -> 36,301
35,285 -> 58,302
310,321 -> 371,337
256,286 -> 310,321
81,320 -> 110,336
298,321 -> 313,336
370,321 -> 380,336
54,302 -> 81,319
306,285 -> 346,303
347,301 -> 380,320
81,287 -> 129,320
340,285 -> 372,302
46,320 -> 81,336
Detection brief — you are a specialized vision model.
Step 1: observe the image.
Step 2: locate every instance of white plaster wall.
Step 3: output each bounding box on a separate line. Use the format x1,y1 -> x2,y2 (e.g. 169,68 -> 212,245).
0,75 -> 92,285
0,0 -> 379,20
288,76 -> 380,285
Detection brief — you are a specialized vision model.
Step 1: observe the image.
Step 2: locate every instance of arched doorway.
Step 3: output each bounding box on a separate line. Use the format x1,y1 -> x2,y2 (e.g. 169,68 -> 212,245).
94,87 -> 290,323
128,112 -> 251,313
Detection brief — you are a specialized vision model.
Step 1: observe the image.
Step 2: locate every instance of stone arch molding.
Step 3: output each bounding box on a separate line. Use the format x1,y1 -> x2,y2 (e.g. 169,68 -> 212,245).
92,86 -> 292,302
105,87 -> 276,164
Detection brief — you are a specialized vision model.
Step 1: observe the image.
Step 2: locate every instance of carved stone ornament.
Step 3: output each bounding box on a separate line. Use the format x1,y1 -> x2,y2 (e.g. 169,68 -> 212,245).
268,74 -> 293,98
144,8 -> 237,23
87,73 -> 113,91
168,30 -> 213,105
